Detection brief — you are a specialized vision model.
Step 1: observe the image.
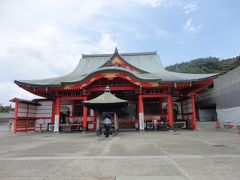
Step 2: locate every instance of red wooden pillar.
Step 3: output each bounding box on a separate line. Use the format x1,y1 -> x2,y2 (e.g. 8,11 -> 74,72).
138,94 -> 144,130
56,98 -> 61,114
191,95 -> 197,130
54,97 -> 61,132
51,100 -> 55,124
167,95 -> 173,129
83,96 -> 88,130
13,100 -> 19,134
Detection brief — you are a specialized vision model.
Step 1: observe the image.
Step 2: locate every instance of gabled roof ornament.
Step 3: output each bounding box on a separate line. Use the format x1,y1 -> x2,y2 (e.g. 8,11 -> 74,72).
105,86 -> 110,92
114,47 -> 118,54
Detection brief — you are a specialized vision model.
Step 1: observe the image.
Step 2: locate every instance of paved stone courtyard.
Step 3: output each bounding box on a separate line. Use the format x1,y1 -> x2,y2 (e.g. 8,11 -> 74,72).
0,126 -> 240,180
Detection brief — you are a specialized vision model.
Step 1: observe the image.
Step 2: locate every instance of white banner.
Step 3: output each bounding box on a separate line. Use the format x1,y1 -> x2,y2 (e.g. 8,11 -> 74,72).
54,115 -> 59,132
139,113 -> 144,130
217,106 -> 240,126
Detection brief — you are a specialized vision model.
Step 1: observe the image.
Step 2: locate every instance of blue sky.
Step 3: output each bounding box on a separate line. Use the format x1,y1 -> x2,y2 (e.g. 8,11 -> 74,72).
0,0 -> 240,105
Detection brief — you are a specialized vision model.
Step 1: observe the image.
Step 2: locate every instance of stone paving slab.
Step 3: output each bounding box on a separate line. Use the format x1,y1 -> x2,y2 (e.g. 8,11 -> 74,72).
116,176 -> 185,180
0,130 -> 240,179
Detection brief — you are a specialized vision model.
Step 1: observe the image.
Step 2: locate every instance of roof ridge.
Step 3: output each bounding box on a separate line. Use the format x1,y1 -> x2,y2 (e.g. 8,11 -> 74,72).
82,51 -> 157,58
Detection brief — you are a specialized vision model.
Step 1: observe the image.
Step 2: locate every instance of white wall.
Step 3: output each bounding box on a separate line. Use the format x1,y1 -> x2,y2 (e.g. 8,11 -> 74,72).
35,100 -> 53,130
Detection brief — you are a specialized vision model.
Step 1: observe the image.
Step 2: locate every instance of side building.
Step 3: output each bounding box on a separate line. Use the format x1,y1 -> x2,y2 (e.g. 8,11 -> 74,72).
197,66 -> 240,128
12,49 -> 217,133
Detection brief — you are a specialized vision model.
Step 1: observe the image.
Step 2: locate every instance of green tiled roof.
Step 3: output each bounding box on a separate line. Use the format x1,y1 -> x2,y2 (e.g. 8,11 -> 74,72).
15,51 -> 218,87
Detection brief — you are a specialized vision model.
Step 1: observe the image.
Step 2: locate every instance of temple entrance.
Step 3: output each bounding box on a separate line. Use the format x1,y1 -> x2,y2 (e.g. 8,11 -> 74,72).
86,77 -> 139,131
117,103 -> 138,130
83,86 -> 128,135
99,111 -> 117,135
98,103 -> 137,132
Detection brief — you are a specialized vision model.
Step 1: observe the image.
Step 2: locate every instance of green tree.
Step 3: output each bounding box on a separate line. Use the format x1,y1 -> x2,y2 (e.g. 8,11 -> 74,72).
166,56 -> 240,74
0,104 -> 12,113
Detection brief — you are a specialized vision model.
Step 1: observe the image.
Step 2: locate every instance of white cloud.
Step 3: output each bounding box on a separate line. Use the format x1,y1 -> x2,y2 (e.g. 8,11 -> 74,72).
0,24 -> 80,79
135,32 -> 147,40
0,82 -> 41,106
0,0 -> 122,106
0,0 -> 203,106
0,24 -> 117,105
98,34 -> 117,53
183,18 -> 203,33
134,0 -> 183,8
153,26 -> 172,39
183,2 -> 199,14
134,0 -> 163,7
163,0 -> 183,8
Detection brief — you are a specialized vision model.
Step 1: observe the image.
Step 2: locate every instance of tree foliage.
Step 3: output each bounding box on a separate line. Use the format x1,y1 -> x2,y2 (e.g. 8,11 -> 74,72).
0,105 -> 12,113
166,56 -> 240,74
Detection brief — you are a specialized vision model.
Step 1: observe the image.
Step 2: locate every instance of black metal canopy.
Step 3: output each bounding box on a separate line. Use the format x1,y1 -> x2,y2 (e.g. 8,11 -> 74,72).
82,86 -> 128,110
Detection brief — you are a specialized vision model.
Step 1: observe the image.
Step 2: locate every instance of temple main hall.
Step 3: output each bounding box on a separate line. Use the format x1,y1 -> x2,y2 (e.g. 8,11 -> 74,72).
12,48 -> 217,133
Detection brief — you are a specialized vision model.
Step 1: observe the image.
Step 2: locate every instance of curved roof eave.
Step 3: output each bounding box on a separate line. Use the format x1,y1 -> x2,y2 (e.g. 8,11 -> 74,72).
165,71 -> 219,82
61,67 -> 158,85
61,67 -> 218,85
14,80 -> 62,87
15,67 -> 218,87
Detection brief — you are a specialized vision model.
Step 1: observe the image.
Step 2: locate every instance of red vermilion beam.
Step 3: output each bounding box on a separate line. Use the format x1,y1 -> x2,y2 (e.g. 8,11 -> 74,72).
90,86 -> 136,92
59,96 -> 85,100
142,94 -> 169,98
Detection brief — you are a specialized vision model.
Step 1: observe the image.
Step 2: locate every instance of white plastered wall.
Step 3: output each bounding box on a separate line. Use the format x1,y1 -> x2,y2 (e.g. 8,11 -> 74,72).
182,98 -> 193,128
35,100 -> 53,130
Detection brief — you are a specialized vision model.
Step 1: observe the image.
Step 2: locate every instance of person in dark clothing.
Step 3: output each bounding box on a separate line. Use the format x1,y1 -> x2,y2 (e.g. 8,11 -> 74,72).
103,115 -> 112,137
